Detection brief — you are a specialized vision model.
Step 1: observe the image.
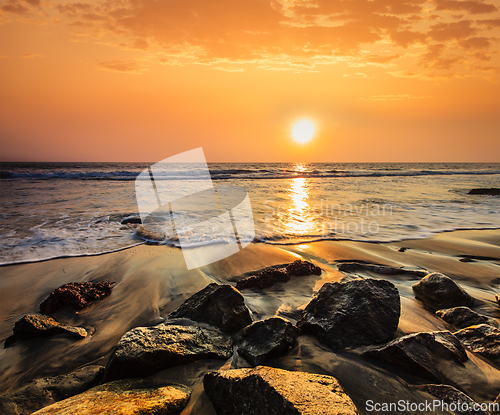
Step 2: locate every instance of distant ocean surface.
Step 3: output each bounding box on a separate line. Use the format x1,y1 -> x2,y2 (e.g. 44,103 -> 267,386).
1,162 -> 499,264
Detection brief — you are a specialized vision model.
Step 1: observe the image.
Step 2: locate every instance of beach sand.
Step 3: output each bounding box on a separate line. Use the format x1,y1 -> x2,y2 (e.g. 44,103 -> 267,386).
0,229 -> 499,414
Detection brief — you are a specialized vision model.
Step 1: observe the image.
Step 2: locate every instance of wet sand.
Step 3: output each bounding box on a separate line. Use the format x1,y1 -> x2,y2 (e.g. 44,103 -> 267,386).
0,229 -> 499,414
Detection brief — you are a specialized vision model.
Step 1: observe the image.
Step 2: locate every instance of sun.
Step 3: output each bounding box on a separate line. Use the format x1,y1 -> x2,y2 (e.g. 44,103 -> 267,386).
292,119 -> 316,144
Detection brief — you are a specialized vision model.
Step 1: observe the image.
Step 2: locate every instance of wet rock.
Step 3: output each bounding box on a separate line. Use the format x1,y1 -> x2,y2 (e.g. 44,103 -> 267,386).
0,365 -> 103,415
363,331 -> 468,382
409,384 -> 489,415
436,306 -> 491,330
237,317 -> 298,366
468,188 -> 500,195
496,294 -> 500,306
412,273 -> 474,310
398,247 -> 408,252
236,260 -> 321,290
32,378 -> 191,415
169,283 -> 252,333
120,216 -> 142,224
453,324 -> 500,365
103,324 -> 234,382
337,262 -> 428,277
39,281 -> 114,315
4,315 -> 87,347
203,366 -> 358,415
297,278 -> 400,350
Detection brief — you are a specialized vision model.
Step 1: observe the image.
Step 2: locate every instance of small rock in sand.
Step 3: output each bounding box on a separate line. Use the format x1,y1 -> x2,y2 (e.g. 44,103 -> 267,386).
436,306 -> 492,330
169,283 -> 252,333
39,281 -> 114,315
467,188 -> 500,195
203,366 -> 358,415
237,317 -> 298,366
363,330 -> 468,383
453,324 -> 500,365
412,273 -> 474,310
4,315 -> 87,347
31,379 -> 191,415
297,278 -> 400,350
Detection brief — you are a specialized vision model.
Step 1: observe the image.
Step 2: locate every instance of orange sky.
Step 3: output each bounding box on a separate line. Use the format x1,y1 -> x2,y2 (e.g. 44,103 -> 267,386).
0,0 -> 499,162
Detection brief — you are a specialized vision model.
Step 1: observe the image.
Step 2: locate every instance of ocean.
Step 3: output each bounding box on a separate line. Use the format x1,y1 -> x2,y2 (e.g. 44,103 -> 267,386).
1,162 -> 499,265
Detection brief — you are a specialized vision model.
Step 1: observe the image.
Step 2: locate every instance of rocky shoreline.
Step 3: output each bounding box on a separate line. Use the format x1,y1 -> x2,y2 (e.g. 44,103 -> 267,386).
0,230 -> 499,414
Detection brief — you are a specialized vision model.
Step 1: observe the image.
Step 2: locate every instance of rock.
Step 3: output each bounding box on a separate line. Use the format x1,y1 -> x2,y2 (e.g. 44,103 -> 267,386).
363,331 -> 468,382
236,260 -> 321,290
39,281 -> 114,315
496,294 -> 500,306
412,273 -> 474,310
31,379 -> 191,415
297,278 -> 400,350
398,247 -> 407,252
337,262 -> 427,277
237,317 -> 298,366
169,283 -> 252,333
103,324 -> 234,382
203,366 -> 358,415
120,216 -> 142,224
4,315 -> 87,347
436,306 -> 491,330
408,384 -> 489,415
0,365 -> 104,415
453,324 -> 500,365
468,188 -> 500,195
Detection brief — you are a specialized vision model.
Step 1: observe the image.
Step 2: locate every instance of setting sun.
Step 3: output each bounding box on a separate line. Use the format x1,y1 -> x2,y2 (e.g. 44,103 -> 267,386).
292,120 -> 316,144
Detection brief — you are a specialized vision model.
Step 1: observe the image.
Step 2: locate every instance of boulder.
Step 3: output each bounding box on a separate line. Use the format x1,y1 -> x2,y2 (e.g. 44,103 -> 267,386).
496,294 -> 500,306
409,384 -> 489,415
412,273 -> 474,310
120,216 -> 142,224
467,188 -> 500,195
169,283 -> 252,333
31,379 -> 191,415
435,306 -> 491,330
103,324 -> 234,381
236,260 -> 321,291
203,366 -> 358,415
363,331 -> 468,382
453,324 -> 500,365
39,281 -> 114,315
4,315 -> 87,347
0,365 -> 104,415
237,317 -> 298,366
297,278 -> 400,350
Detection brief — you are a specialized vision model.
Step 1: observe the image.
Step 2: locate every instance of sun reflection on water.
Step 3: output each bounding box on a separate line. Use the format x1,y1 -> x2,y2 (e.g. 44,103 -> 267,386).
285,164 -> 315,234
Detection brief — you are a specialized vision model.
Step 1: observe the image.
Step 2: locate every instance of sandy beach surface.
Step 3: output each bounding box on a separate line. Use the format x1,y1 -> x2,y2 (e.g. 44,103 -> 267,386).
0,229 -> 499,414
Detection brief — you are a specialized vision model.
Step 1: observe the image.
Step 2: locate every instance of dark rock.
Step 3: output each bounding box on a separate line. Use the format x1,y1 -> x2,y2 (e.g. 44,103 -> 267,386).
203,366 -> 358,415
436,306 -> 491,330
103,324 -> 234,381
337,262 -> 427,277
237,317 -> 298,366
459,257 -> 476,263
412,273 -> 474,310
236,260 -> 321,290
453,324 -> 500,365
39,281 -> 114,315
285,260 -> 322,276
468,188 -> 500,195
398,247 -> 408,252
169,283 -> 252,333
120,216 -> 142,224
297,278 -> 400,350
0,365 -> 104,415
363,331 -> 468,382
31,378 -> 191,415
496,294 -> 500,306
409,384 -> 489,415
4,315 -> 87,347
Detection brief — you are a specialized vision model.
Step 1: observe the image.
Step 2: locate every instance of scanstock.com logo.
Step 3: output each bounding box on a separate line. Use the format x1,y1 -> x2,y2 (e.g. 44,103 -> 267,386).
134,148 -> 255,269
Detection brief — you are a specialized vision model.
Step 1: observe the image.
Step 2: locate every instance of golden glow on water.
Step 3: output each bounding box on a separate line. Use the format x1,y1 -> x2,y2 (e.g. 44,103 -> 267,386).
283,165 -> 315,234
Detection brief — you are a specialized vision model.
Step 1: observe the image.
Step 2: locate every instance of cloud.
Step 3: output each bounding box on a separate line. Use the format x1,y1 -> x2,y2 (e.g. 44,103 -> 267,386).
433,0 -> 497,14
360,94 -> 430,101
428,20 -> 477,41
459,36 -> 491,50
477,18 -> 500,28
1,2 -> 29,14
22,53 -> 44,58
366,54 -> 401,64
97,59 -> 147,74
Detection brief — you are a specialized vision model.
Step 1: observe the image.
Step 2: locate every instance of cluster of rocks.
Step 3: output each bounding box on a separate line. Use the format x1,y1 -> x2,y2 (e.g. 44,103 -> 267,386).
4,281 -> 114,348
3,262 -> 500,414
